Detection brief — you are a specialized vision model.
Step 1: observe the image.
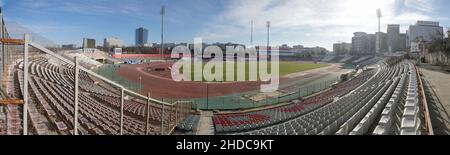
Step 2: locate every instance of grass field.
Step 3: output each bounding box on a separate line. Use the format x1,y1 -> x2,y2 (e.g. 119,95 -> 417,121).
180,61 -> 329,81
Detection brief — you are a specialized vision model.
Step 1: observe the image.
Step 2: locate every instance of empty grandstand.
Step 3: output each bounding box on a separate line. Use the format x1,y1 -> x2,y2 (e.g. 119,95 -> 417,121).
0,13 -> 194,135
213,57 -> 433,135
0,8 -> 433,136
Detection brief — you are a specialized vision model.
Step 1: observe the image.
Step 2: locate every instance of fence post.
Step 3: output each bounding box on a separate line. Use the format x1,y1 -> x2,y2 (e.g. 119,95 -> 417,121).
146,92 -> 151,135
169,103 -> 173,131
161,101 -> 165,135
277,93 -> 280,104
23,34 -> 29,135
73,56 -> 79,135
120,88 -> 124,135
1,11 -> 4,72
307,86 -> 310,96
175,103 -> 178,126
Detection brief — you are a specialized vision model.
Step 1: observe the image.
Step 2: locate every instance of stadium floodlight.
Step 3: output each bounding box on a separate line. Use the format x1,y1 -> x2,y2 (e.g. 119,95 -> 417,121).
377,9 -> 382,33
266,21 -> 271,49
160,5 -> 165,59
161,5 -> 165,15
376,9 -> 382,54
250,20 -> 254,46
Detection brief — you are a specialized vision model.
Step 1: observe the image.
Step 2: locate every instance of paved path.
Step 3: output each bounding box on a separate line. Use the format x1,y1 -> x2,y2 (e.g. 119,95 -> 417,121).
196,111 -> 215,135
419,67 -> 450,135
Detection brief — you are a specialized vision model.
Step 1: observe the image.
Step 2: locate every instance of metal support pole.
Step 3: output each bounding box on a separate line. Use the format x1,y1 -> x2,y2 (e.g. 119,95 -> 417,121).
175,103 -> 178,126
73,56 -> 79,135
146,92 -> 151,135
160,5 -> 165,60
278,93 -> 280,103
139,76 -> 142,92
206,84 -> 209,109
120,88 -> 124,135
161,103 -> 165,135
169,104 -> 173,129
23,34 -> 29,135
267,21 -> 270,53
1,12 -> 4,72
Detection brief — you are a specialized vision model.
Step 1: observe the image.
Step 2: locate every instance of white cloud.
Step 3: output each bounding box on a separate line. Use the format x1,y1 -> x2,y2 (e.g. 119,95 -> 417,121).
403,0 -> 434,13
199,0 -> 436,49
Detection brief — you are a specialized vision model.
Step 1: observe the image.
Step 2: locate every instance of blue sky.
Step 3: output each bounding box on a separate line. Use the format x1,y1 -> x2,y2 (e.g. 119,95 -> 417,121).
1,0 -> 449,50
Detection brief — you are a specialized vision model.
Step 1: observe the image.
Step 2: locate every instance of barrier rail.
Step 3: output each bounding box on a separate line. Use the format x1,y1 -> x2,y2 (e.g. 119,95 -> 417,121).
415,65 -> 434,135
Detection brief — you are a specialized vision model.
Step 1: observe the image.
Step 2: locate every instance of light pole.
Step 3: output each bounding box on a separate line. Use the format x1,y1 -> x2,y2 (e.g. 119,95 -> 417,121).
160,5 -> 165,60
139,76 -> 142,92
206,84 -> 209,110
376,9 -> 382,55
250,20 -> 254,47
266,21 -> 271,56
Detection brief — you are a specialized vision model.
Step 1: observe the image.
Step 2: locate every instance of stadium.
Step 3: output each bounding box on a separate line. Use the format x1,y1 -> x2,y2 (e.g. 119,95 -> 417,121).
0,7 -> 437,136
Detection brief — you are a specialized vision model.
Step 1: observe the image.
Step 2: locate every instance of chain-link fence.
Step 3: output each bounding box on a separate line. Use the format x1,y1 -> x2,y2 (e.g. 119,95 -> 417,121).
190,75 -> 340,110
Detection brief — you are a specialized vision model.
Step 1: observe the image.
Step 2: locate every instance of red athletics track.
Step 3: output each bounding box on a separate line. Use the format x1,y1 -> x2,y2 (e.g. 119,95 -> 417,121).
117,62 -> 267,99
117,62 -> 340,99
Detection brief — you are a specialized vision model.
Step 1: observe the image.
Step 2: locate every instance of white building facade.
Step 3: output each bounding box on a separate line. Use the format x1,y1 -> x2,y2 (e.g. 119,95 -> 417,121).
104,37 -> 125,49
407,21 -> 444,46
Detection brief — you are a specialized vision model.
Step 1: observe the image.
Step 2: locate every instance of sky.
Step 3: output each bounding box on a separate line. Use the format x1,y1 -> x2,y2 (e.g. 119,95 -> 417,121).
1,0 -> 449,50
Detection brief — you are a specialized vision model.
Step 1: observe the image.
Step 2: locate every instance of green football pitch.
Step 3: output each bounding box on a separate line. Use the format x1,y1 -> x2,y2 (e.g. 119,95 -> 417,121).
180,61 -> 330,81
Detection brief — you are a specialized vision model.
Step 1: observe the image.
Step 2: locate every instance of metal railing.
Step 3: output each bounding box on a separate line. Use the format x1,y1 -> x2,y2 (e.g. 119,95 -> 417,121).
0,9 -> 193,135
415,65 -> 434,135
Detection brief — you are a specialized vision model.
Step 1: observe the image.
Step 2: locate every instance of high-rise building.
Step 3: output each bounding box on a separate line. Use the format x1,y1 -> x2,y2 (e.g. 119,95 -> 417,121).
333,42 -> 351,56
387,24 -> 400,53
351,32 -> 377,56
398,33 -> 407,51
376,32 -> 388,53
366,34 -> 376,54
62,44 -> 77,50
135,27 -> 149,46
83,38 -> 96,49
104,37 -> 125,51
447,29 -> 450,38
352,32 -> 367,55
407,21 -> 444,46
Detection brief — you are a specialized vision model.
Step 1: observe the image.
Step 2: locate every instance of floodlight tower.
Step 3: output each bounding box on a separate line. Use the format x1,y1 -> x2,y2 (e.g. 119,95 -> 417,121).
266,21 -> 270,49
250,20 -> 254,47
377,9 -> 382,33
160,5 -> 165,59
376,9 -> 382,54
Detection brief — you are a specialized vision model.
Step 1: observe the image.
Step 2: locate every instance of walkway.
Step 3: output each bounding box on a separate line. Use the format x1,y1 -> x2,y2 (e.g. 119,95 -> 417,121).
419,65 -> 450,135
196,111 -> 215,135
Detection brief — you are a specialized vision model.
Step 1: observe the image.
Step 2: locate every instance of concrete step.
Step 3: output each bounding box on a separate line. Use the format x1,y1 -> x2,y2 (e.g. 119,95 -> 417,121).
196,111 -> 215,135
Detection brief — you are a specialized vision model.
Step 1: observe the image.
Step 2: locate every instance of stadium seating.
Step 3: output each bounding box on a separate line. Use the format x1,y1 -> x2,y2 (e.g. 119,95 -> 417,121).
213,68 -> 376,134
0,107 -> 6,135
218,58 -> 425,135
3,55 -> 184,135
2,53 -> 426,135
176,115 -> 200,134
